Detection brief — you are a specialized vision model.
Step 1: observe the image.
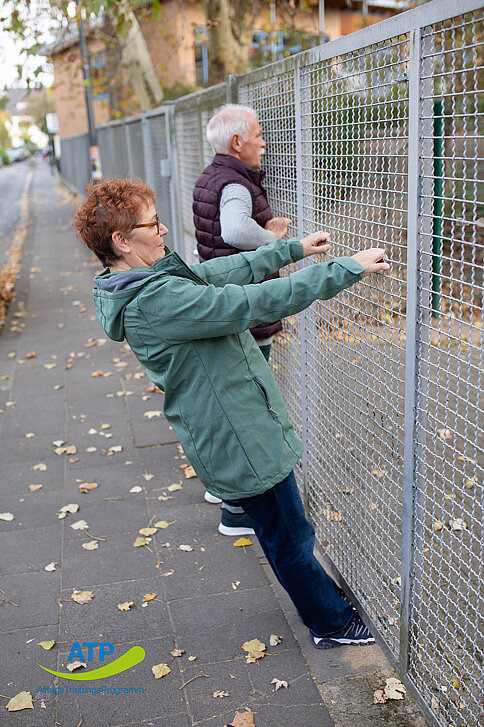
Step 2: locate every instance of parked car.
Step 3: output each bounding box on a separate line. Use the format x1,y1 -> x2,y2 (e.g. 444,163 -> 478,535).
7,147 -> 30,163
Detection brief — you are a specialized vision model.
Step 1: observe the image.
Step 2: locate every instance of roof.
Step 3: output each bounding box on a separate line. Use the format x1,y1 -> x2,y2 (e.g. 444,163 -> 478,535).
2,87 -> 43,117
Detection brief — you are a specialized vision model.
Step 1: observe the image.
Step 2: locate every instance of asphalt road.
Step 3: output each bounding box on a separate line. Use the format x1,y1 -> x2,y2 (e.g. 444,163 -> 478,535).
0,159 -> 34,259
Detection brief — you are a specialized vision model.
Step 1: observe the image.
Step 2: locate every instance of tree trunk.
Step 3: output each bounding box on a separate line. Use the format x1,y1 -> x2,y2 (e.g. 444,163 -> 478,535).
205,0 -> 260,86
112,1 -> 164,110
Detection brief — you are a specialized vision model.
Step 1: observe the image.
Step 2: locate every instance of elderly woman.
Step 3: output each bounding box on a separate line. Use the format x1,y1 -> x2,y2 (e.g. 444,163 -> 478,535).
73,177 -> 389,649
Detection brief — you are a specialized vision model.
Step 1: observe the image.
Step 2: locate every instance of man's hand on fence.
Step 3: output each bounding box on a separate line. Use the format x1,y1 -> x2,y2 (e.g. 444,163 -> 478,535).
351,248 -> 390,277
265,216 -> 291,237
300,231 -> 331,257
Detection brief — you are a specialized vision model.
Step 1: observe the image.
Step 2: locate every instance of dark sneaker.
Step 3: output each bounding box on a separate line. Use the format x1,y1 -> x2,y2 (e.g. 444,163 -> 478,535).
311,614 -> 375,649
218,508 -> 255,536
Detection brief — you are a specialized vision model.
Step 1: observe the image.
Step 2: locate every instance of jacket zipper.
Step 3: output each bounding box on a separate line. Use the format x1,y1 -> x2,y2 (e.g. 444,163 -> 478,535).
253,378 -> 279,421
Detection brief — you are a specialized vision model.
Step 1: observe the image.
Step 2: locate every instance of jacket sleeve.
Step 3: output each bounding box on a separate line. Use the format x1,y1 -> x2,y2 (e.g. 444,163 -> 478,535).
136,256 -> 364,344
190,237 -> 304,286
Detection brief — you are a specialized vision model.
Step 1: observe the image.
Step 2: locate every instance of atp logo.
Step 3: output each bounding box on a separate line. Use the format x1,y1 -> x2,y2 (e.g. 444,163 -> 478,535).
37,642 -> 145,681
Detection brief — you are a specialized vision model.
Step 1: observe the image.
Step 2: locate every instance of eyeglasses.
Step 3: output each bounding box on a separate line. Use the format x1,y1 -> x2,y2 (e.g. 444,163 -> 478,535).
132,214 -> 160,235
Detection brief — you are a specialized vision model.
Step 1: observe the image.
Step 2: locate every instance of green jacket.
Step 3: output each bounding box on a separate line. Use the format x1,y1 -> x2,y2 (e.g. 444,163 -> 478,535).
93,238 -> 364,500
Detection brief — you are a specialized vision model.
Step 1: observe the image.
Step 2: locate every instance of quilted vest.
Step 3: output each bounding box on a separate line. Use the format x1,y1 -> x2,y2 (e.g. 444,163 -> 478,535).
193,154 -> 282,339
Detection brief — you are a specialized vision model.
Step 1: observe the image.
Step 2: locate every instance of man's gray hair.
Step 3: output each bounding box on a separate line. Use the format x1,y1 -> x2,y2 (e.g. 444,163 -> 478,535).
206,104 -> 258,154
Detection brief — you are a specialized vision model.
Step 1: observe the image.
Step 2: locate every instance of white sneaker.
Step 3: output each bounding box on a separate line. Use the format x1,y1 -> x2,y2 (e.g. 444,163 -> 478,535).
204,491 -> 222,504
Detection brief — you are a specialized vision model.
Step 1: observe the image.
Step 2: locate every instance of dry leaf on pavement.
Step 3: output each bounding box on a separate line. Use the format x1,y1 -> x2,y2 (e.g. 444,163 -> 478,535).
32,463 -> 47,471
152,663 -> 171,679
133,536 -> 149,547
28,484 -> 43,491
38,640 -> 56,650
79,482 -> 98,493
167,484 -> 182,492
271,678 -> 288,691
142,472 -> 154,480
118,601 -> 135,611
143,593 -> 157,602
225,709 -> 255,727
130,486 -> 143,494
179,544 -> 193,552
0,512 -> 14,521
6,691 -> 34,712
139,527 -> 158,536
70,520 -> 89,530
213,690 -> 230,698
67,661 -> 87,672
242,639 -> 266,663
171,648 -> 185,657
144,411 -> 162,419
71,589 -> 94,605
82,541 -> 99,550
44,562 -> 57,572
269,634 -> 282,646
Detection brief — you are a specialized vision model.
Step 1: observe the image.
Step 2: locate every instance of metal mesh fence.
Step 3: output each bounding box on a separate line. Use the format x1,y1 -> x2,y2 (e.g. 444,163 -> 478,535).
59,133 -> 90,195
59,3 -> 483,723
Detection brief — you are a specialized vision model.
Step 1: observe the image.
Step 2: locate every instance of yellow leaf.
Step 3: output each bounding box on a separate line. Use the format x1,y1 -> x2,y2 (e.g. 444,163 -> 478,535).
91,370 -> 104,377
71,589 -> 94,604
143,593 -> 157,602
167,484 -> 182,492
38,640 -> 55,650
184,466 -> 197,478
32,463 -> 47,471
154,520 -> 175,529
433,521 -> 443,532
117,601 -> 135,611
28,484 -> 43,492
234,537 -> 253,547
242,638 -> 266,654
79,482 -> 98,493
144,410 -> 162,419
6,691 -> 34,711
133,536 -> 148,547
139,527 -> 158,536
82,541 -> 99,550
152,663 -> 171,679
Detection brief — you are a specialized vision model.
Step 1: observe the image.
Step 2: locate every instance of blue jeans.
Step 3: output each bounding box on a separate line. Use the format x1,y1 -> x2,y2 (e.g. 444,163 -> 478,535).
258,344 -> 271,362
225,471 -> 353,637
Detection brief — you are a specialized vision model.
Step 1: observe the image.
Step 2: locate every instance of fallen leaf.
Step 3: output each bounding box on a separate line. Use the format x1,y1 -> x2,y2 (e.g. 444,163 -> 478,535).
143,593 -> 157,602
79,482 -> 98,493
161,569 -> 175,576
82,541 -> 99,550
85,446 -> 97,453
431,697 -> 439,709
71,520 -> 89,530
6,691 -> 33,712
167,483 -> 182,492
171,648 -> 185,657
373,688 -> 387,704
109,445 -> 123,453
40,700 -> 46,709
71,589 -> 94,605
32,463 -> 47,471
142,472 -> 154,481
66,661 -> 86,672
271,678 -> 288,691
25,432 -> 35,439
0,512 -> 14,521
43,363 -> 56,370
233,537 -> 252,547
179,544 -> 193,552
433,521 -> 443,532
91,370 -> 104,377
188,655 -> 197,661
133,536 -> 149,547
464,477 -> 477,489
437,428 -> 453,440
130,486 -> 143,494
154,520 -> 175,529
58,503 -> 79,518
232,581 -> 241,590
213,690 -> 230,698
44,562 -> 57,572
152,663 -> 171,679
184,466 -> 197,479
25,351 -> 37,359
242,638 -> 266,663
28,484 -> 43,492
118,601 -> 135,611
139,527 -> 158,536
38,640 -> 55,650
269,634 -> 282,646
226,709 -> 255,727
144,410 -> 162,419
54,445 -> 77,455
384,677 -> 407,700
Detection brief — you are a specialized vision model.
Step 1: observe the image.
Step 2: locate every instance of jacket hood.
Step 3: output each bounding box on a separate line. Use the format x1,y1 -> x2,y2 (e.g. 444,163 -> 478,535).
93,267 -> 159,342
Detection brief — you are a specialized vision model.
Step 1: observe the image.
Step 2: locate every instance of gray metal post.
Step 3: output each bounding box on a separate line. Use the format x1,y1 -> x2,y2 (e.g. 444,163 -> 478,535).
166,104 -> 183,255
141,113 -> 154,187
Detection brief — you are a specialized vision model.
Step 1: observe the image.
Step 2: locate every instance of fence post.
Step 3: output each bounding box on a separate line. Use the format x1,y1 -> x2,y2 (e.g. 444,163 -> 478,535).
166,104 -> 183,256
124,120 -> 134,177
294,61 -> 309,503
141,112 -> 155,187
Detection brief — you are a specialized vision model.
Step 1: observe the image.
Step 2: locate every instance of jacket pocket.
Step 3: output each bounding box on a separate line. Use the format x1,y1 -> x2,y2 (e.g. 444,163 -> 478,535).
253,378 -> 279,421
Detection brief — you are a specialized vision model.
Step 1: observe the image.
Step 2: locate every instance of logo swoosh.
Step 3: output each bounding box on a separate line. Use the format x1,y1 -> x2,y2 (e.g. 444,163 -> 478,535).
36,646 -> 145,680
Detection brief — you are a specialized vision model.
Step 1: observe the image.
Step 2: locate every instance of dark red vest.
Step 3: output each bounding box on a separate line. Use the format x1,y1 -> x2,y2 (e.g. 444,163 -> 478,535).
193,154 -> 282,340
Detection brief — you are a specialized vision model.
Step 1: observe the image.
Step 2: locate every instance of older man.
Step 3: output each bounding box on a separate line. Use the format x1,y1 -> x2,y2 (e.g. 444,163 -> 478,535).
193,104 -> 291,534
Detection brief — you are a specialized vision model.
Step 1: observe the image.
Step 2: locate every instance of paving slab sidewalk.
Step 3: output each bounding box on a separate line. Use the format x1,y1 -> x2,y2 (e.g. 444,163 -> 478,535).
0,162 -> 428,727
